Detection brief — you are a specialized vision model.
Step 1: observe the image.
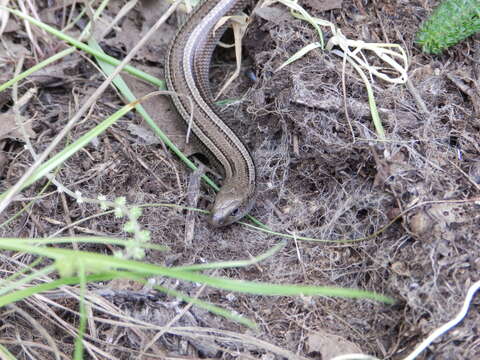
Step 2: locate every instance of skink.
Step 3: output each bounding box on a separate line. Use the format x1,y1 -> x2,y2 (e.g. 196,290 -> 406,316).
165,0 -> 257,226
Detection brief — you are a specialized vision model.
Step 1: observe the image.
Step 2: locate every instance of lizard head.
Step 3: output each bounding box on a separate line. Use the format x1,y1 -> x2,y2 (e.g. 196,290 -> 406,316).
208,181 -> 255,227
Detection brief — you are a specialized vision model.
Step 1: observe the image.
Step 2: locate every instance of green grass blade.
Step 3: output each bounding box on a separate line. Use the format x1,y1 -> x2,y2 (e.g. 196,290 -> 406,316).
0,269 -> 257,328
0,6 -> 163,88
0,273 -> 116,307
116,271 -> 257,328
0,264 -> 56,297
5,236 -> 168,251
0,241 -> 394,303
176,241 -> 286,271
0,344 -> 17,360
0,48 -> 75,93
0,102 -> 135,202
73,263 -> 87,360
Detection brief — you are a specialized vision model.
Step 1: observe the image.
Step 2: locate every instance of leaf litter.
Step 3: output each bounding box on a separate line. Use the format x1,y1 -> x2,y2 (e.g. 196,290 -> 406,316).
0,0 -> 479,359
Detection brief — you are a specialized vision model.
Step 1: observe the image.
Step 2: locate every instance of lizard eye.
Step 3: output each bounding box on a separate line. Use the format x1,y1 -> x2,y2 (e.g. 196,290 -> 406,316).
230,208 -> 239,217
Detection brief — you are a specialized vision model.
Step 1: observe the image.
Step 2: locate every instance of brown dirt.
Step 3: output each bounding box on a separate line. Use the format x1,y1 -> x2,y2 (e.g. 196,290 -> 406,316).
0,0 -> 479,359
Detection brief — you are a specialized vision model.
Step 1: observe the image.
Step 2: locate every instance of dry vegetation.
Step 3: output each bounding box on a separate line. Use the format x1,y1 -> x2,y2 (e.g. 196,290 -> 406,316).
0,0 -> 479,359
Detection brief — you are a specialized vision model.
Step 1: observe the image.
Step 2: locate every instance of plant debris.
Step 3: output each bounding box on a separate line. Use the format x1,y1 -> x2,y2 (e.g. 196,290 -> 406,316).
0,0 -> 479,359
